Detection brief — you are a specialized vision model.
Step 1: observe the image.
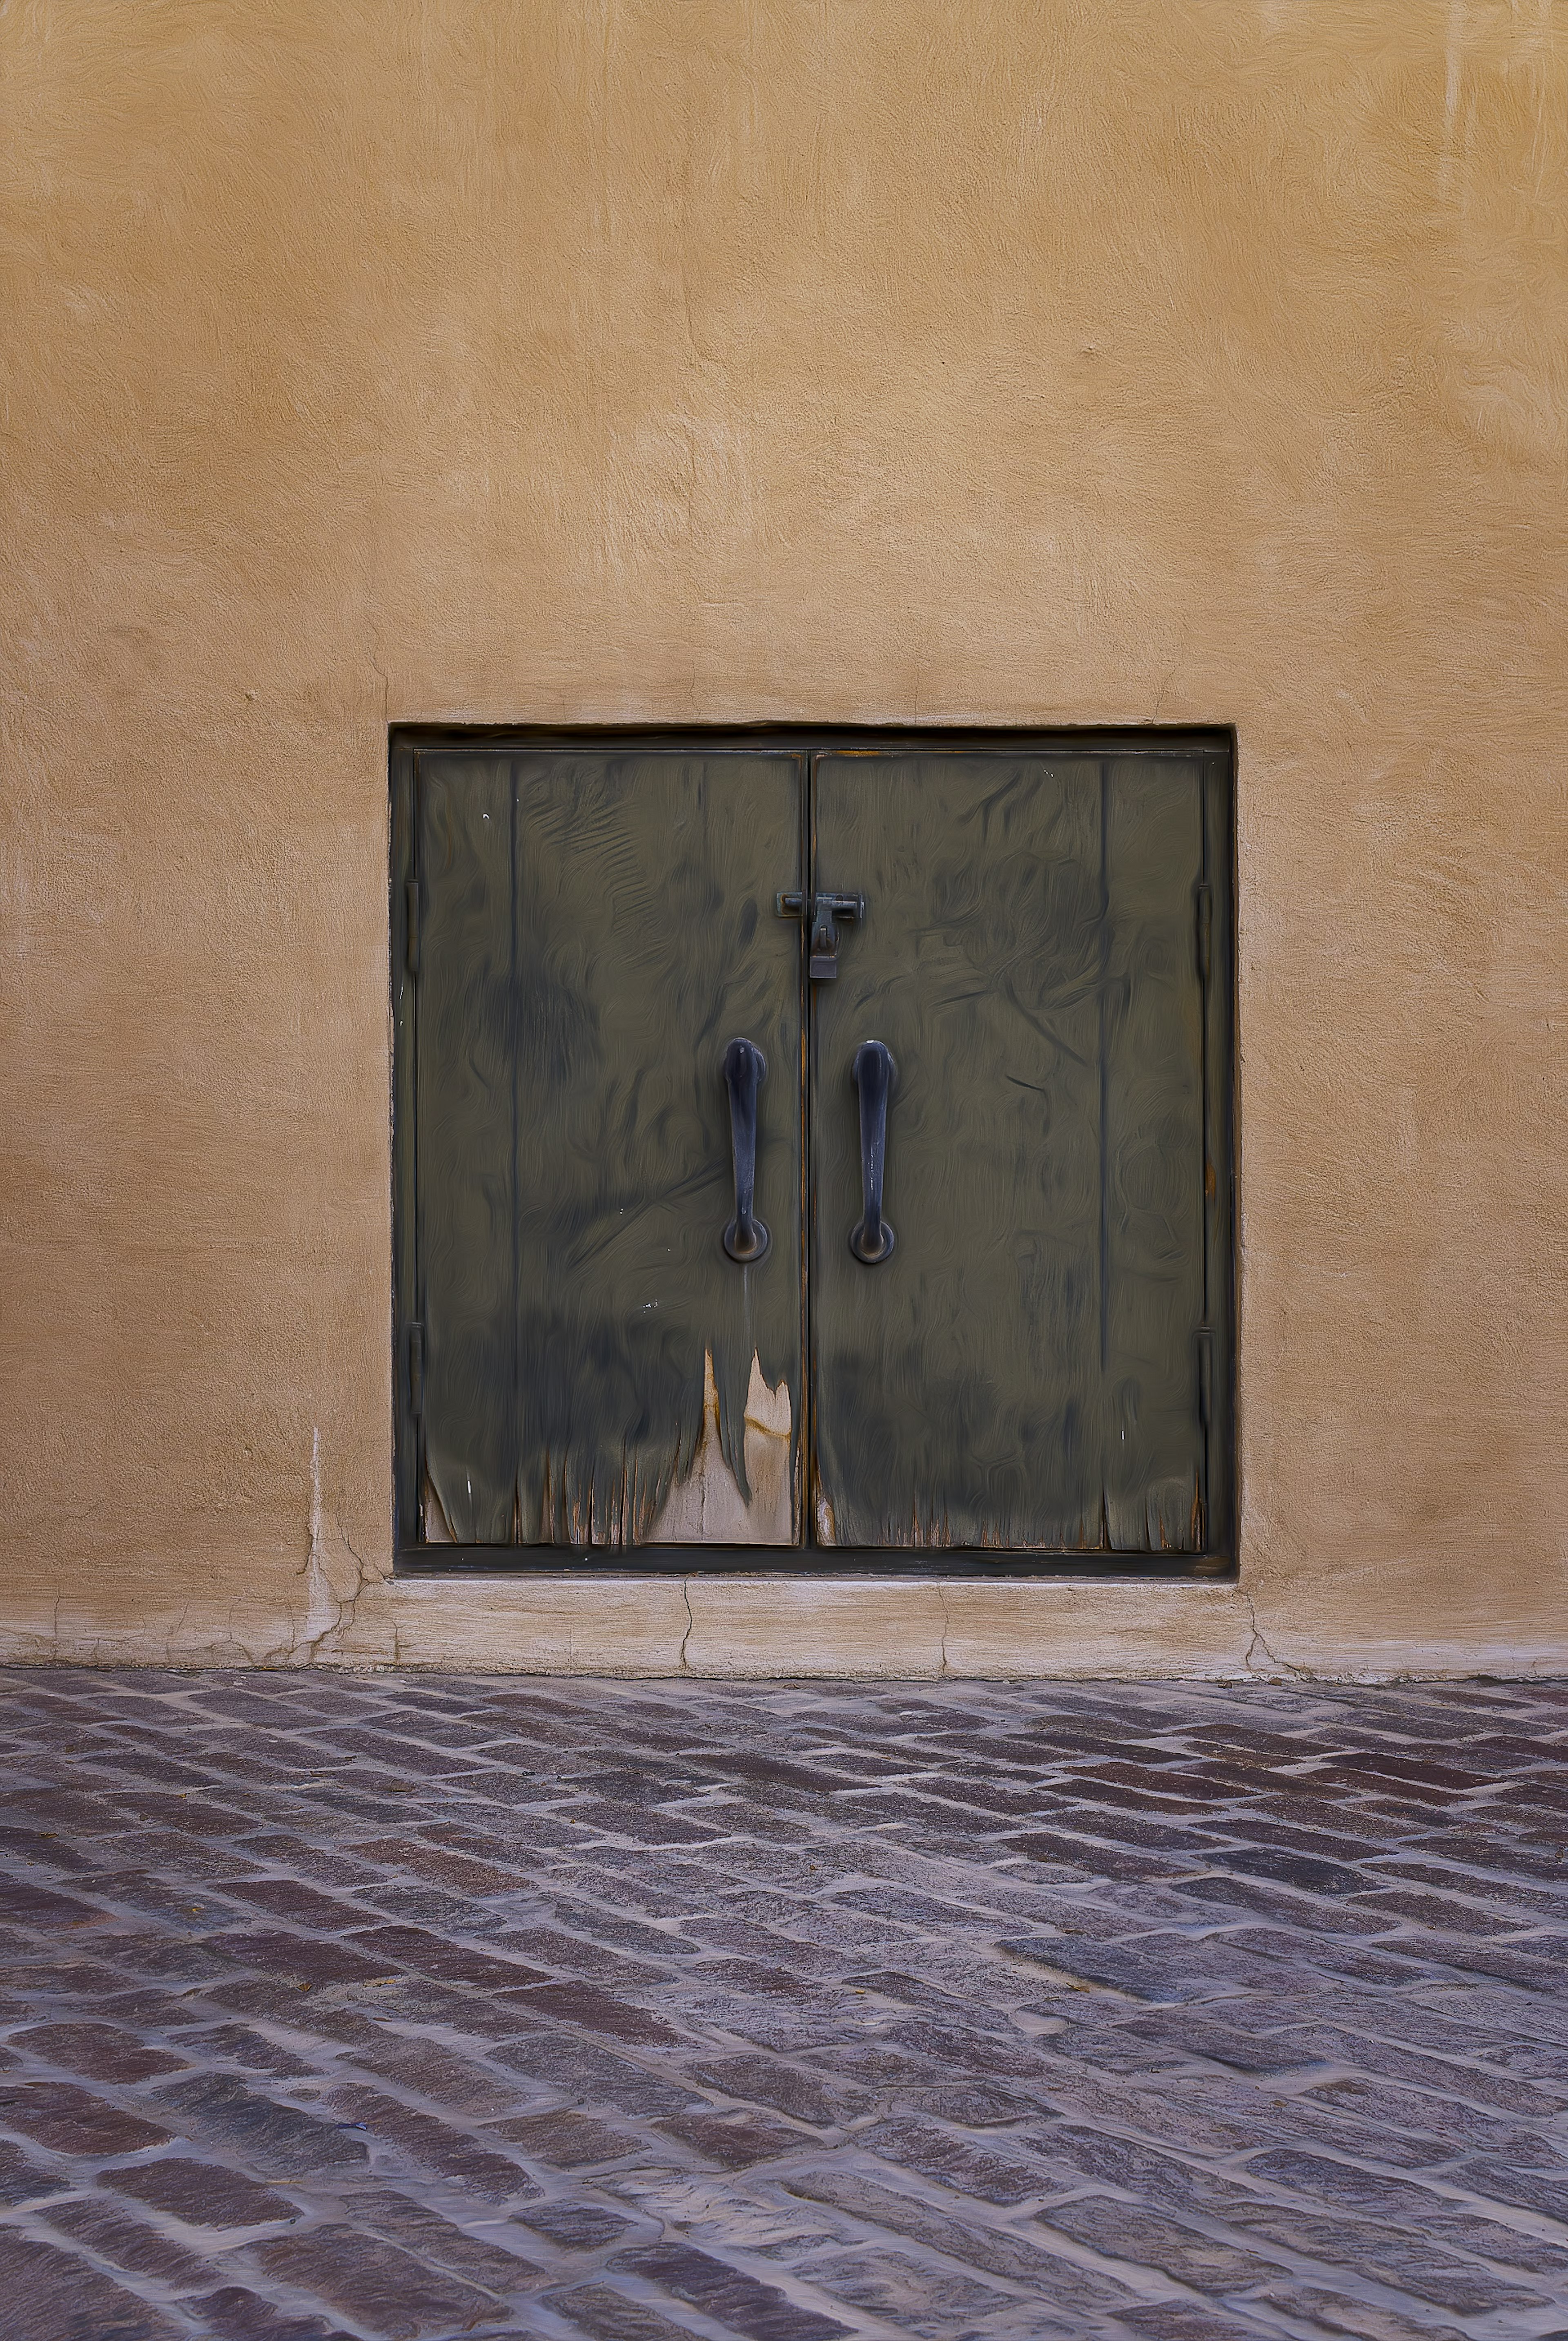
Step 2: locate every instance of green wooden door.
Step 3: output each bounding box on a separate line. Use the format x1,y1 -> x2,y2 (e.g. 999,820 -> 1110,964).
393,733 -> 1231,1561
401,746 -> 804,1547
809,748 -> 1220,1553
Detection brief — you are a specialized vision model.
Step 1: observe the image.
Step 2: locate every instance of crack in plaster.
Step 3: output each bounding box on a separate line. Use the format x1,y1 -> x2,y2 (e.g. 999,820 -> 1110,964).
367,614 -> 390,727
241,1427 -> 387,1670
1242,1589 -> 1314,1682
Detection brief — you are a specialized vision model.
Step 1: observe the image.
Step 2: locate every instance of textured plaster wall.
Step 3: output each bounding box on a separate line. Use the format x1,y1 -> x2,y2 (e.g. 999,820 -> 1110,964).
2,2 -> 1565,1677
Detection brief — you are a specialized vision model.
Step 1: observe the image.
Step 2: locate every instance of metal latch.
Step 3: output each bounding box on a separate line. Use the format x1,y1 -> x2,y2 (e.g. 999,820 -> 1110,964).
776,889 -> 866,980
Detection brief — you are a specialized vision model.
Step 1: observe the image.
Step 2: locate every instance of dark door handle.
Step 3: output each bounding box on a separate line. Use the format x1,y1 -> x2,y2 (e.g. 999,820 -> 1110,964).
721,1037 -> 770,1264
849,1040 -> 897,1264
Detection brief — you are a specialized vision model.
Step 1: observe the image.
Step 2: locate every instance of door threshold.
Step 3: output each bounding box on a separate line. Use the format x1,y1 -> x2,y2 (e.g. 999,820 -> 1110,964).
394,1550 -> 1236,1582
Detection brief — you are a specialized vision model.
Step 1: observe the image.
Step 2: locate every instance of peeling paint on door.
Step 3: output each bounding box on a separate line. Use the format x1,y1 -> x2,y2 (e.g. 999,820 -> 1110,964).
650,1351 -> 795,1544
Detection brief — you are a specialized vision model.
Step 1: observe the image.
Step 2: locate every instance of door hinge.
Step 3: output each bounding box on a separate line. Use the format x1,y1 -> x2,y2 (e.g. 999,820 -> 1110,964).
1194,883 -> 1212,983
408,1322 -> 425,1416
405,881 -> 421,977
1196,1326 -> 1214,1428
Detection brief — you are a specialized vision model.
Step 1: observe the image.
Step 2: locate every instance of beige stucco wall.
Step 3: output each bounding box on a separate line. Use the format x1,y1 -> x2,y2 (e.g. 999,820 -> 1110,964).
2,2 -> 1565,1679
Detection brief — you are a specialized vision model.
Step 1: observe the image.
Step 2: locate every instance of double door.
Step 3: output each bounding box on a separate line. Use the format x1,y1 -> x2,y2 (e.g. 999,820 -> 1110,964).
392,734 -> 1232,1563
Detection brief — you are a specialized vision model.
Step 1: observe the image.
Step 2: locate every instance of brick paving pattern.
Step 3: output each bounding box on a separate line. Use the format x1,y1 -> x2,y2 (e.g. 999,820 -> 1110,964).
0,1670 -> 1564,2340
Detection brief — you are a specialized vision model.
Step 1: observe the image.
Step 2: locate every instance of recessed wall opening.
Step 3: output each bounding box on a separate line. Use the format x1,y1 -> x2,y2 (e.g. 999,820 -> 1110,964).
392,729 -> 1235,1577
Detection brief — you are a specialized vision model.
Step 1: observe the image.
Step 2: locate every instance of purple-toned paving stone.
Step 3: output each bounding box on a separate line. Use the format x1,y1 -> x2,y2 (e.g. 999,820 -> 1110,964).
0,1667 -> 1562,2337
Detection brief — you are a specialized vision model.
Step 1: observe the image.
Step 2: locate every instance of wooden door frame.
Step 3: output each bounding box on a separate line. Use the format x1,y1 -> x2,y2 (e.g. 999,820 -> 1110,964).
390,726 -> 1236,1579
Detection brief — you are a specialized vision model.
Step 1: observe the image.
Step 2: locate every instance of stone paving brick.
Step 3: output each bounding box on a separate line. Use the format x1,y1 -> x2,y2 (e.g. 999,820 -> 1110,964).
326,2084 -> 542,2199
0,2136 -> 62,2206
0,2078 -> 174,2157
690,2056 -> 852,2128
548,2279 -> 714,2340
489,2031 -> 693,2118
0,1669 -> 1566,2338
174,2025 -> 318,2078
1110,2308 -> 1269,2341
786,2242 -> 1021,2337
347,2192 -> 546,2288
189,2287 -> 359,2341
486,2109 -> 643,2168
347,2037 -> 522,2116
150,2073 -> 371,2178
1221,2199 -> 1551,2311
782,2167 -> 1140,2298
42,2192 -> 221,2286
854,2117 -> 1052,2206
513,1980 -> 684,2043
341,1925 -> 552,1993
105,2155 -> 303,2230
612,2239 -> 855,2339
0,2229 -> 193,2335
247,2228 -> 505,2338
1244,2280 -> 1470,2341
519,2204 -> 635,2251
659,2110 -> 819,2169
13,2022 -> 189,2082
1443,2156 -> 1568,2221
199,1931 -> 395,1989
1041,2194 -> 1292,2292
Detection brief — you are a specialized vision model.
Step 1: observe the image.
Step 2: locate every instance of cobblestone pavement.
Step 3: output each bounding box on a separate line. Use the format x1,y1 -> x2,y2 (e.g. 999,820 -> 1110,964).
0,1671 -> 1566,2341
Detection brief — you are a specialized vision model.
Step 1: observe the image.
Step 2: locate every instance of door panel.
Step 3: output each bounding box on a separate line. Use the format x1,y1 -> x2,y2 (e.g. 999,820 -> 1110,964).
414,748 -> 803,1547
810,751 -> 1207,1552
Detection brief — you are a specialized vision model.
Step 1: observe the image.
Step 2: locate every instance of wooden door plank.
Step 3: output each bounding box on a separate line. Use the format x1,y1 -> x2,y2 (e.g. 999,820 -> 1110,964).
1100,756 -> 1207,1551
415,755 -> 521,1543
